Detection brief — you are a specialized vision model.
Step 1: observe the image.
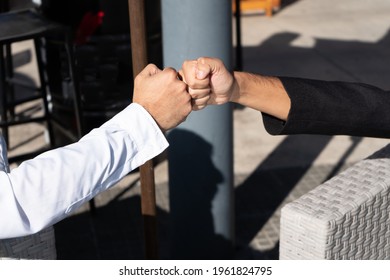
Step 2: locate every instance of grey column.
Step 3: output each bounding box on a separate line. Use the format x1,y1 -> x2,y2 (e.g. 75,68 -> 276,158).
162,0 -> 234,259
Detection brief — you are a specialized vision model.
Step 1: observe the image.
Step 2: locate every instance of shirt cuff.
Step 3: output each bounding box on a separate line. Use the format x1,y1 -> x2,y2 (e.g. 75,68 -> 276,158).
101,103 -> 169,165
261,112 -> 287,135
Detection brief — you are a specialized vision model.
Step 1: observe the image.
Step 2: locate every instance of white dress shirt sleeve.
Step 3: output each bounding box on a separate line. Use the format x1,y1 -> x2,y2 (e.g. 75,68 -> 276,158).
0,103 -> 168,239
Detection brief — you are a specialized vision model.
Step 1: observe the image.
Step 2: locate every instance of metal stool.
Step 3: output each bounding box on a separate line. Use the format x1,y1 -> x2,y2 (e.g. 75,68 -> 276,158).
0,9 -> 82,163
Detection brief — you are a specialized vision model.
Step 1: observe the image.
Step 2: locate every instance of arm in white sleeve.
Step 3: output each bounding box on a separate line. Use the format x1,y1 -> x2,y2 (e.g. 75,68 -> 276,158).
0,103 -> 168,239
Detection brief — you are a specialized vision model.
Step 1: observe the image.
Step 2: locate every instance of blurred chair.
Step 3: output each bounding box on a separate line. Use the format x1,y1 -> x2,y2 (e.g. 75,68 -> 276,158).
0,8 -> 82,163
0,7 -> 83,260
280,144 -> 390,260
233,0 -> 281,17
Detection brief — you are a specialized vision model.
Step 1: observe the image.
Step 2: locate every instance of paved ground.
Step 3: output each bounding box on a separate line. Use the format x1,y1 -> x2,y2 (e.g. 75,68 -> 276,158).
6,0 -> 390,259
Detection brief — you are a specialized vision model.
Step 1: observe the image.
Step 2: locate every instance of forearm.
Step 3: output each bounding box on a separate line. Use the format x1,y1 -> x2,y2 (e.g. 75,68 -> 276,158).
230,71 -> 291,121
0,103 -> 168,238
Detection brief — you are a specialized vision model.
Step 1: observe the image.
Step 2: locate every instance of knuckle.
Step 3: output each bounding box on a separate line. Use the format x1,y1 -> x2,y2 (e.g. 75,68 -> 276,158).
189,90 -> 197,99
164,67 -> 177,76
197,57 -> 206,64
187,81 -> 196,88
181,60 -> 190,70
144,63 -> 157,74
177,81 -> 188,92
182,59 -> 196,68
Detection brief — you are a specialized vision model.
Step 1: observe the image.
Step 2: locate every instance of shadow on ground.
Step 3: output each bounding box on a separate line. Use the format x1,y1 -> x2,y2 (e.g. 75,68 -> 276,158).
54,28 -> 390,259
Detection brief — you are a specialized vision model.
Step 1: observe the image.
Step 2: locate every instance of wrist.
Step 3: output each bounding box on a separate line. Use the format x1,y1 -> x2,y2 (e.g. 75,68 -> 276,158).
229,71 -> 251,106
229,71 -> 245,104
229,72 -> 290,120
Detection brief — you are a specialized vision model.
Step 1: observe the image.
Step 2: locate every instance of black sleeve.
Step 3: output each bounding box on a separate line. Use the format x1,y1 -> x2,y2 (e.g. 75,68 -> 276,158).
262,77 -> 390,138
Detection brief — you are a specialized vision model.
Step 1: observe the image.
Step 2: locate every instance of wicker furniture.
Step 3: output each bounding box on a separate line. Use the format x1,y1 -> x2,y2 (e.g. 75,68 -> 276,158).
280,144 -> 390,260
0,226 -> 56,259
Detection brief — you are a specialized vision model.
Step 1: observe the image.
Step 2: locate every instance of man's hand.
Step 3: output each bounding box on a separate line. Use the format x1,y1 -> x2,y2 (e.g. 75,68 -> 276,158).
180,57 -> 236,110
133,64 -> 192,131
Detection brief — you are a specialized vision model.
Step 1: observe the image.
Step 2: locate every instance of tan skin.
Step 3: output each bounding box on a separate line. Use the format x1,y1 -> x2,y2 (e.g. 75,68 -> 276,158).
133,64 -> 192,131
181,57 -> 291,121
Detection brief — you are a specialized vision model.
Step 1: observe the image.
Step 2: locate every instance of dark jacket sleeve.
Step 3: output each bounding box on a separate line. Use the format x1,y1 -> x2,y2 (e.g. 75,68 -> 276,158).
262,77 -> 390,138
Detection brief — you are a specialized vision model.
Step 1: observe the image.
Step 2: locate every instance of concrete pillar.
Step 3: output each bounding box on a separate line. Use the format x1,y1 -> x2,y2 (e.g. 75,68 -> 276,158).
162,0 -> 234,259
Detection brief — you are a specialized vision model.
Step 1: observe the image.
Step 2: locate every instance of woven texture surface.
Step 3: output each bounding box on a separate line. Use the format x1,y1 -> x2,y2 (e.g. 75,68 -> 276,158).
280,144 -> 390,260
0,226 -> 56,259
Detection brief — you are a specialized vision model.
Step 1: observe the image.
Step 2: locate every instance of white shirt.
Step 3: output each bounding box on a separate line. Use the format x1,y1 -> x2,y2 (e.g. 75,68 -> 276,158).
0,103 -> 168,239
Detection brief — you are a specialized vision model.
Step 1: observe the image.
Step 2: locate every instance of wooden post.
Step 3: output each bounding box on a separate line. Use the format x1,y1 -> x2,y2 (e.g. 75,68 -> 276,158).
128,0 -> 158,259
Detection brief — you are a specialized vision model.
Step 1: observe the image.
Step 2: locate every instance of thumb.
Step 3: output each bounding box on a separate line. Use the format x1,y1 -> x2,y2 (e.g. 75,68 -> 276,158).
195,61 -> 211,80
139,63 -> 162,78
196,57 -> 222,79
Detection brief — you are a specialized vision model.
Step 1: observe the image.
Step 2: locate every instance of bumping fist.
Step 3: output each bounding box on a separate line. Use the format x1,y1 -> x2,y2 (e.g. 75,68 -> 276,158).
180,57 -> 235,110
133,64 -> 192,131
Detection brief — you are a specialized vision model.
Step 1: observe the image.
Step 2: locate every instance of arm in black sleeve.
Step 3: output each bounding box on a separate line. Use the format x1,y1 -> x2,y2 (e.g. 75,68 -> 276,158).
262,77 -> 390,138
